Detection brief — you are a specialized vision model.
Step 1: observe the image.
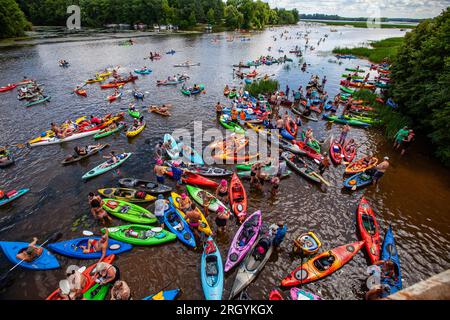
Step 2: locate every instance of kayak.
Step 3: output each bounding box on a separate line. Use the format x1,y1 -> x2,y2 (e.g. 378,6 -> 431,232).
61,144 -> 109,164
343,144 -> 357,163
98,188 -> 156,203
157,79 -> 184,86
166,50 -> 176,54
165,162 -> 232,177
290,288 -> 321,300
30,129 -> 100,147
25,96 -> 51,107
323,114 -> 370,128
269,290 -> 284,300
143,289 -> 180,300
178,144 -> 204,165
128,109 -> 141,119
340,86 -> 356,94
208,134 -> 248,154
300,131 -> 321,153
380,226 -> 402,297
75,89 -> 87,97
345,157 -> 378,174
126,122 -> 146,138
201,236 -> 224,300
86,77 -> 105,84
46,255 -> 115,300
281,152 -> 321,184
133,91 -> 145,100
343,114 -> 382,125
357,197 -> 381,264
345,68 -> 365,73
219,115 -> 245,134
280,128 -> 294,140
83,283 -> 111,300
228,173 -> 247,222
224,211 -> 262,272
82,153 -> 132,180
181,84 -> 205,95
186,185 -> 230,214
292,140 -> 324,162
102,199 -> 156,224
341,73 -> 364,79
94,125 -> 124,139
134,69 -> 152,74
163,202 -> 196,248
279,139 -> 306,155
245,122 -> 281,140
170,192 -> 212,236
281,241 -> 364,286
330,140 -> 343,164
0,241 -> 60,270
47,237 -> 132,259
343,172 -> 374,190
286,119 -> 298,138
238,167 -> 291,180
103,225 -> 176,246
99,71 -> 112,78
118,178 -> 172,194
0,188 -> 30,207
174,63 -> 200,67
165,170 -> 218,188
229,228 -> 274,299
100,82 -> 125,89
0,151 -> 14,168
107,92 -> 122,102
164,134 -> 181,159
0,84 -> 17,92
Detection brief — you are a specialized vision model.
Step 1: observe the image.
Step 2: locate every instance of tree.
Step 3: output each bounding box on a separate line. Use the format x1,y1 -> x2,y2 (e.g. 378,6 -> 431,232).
0,0 -> 31,38
224,5 -> 243,29
206,8 -> 215,25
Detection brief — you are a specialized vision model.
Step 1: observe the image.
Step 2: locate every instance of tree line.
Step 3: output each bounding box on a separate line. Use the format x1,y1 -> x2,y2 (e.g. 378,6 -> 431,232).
299,13 -> 422,23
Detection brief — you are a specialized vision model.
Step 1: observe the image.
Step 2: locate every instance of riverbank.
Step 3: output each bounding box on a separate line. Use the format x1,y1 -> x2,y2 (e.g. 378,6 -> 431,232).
302,19 -> 416,29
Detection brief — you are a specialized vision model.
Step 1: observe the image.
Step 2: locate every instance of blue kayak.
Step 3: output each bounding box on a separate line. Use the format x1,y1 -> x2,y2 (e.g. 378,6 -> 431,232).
343,172 -> 374,190
163,203 -> 196,248
134,69 -> 152,75
143,288 -> 180,300
47,237 -> 133,259
133,92 -> 144,99
201,236 -> 224,300
0,241 -> 60,270
281,128 -> 294,140
380,226 -> 402,297
0,188 -> 29,207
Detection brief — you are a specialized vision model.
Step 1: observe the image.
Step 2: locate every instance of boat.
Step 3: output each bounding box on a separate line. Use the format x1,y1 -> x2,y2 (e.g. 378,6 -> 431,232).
61,144 -> 109,165
118,178 -> 172,194
290,288 -> 321,300
201,237 -> 224,300
102,199 -> 156,224
323,114 -> 370,128
0,84 -> 17,92
174,63 -> 201,67
126,121 -> 146,138
163,203 -> 196,248
0,241 -> 59,270
219,115 -> 245,134
82,153 -> 132,180
380,226 -> 402,297
228,173 -> 247,221
281,152 -> 321,184
0,189 -> 30,207
186,185 -> 230,214
98,188 -> 156,203
345,157 -> 378,174
170,192 -> 212,236
181,84 -> 205,95
165,170 -> 218,188
143,289 -> 180,300
134,69 -> 152,75
94,125 -> 124,140
24,95 -> 51,107
330,140 -> 343,164
103,225 -> 176,246
357,197 -> 381,264
343,172 -> 374,190
107,92 -> 122,102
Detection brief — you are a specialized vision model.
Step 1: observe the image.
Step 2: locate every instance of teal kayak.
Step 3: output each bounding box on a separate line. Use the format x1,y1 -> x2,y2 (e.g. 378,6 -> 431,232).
94,124 -> 125,139
82,153 -> 132,180
25,96 -> 51,107
0,188 -> 29,206
219,115 -> 245,134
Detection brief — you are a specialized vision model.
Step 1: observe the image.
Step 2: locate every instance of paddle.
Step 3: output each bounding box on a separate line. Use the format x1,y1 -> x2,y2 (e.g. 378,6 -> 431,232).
311,172 -> 332,187
0,232 -> 63,287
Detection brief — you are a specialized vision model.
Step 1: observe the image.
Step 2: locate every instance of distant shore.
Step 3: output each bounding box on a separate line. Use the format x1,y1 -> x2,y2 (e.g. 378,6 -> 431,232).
301,19 -> 416,29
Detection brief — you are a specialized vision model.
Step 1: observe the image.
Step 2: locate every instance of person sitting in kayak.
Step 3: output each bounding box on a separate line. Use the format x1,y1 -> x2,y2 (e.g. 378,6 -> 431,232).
215,179 -> 229,203
79,229 -> 109,264
15,237 -> 43,262
93,261 -> 121,286
59,265 -> 88,300
373,260 -> 396,280
170,162 -> 185,187
90,115 -> 102,125
316,255 -> 335,271
270,173 -> 280,196
74,144 -> 101,156
230,107 -> 239,123
51,122 -> 66,138
0,148 -> 9,163
253,237 -> 271,260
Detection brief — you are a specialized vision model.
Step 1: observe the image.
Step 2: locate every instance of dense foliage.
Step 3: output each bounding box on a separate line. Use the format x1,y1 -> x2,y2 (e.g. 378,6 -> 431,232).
15,0 -> 299,30
390,8 -> 450,165
244,79 -> 279,96
299,13 -> 421,23
0,0 -> 31,39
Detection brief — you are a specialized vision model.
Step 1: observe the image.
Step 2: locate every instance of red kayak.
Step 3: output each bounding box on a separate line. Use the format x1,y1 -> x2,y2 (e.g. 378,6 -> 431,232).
286,119 -> 298,138
229,173 -> 247,222
343,144 -> 356,162
357,197 -> 381,264
292,140 -> 323,162
329,140 -> 343,164
100,82 -> 125,89
269,289 -> 284,300
0,84 -> 17,92
75,89 -> 87,97
46,255 -> 115,300
281,241 -> 364,286
165,171 -> 219,188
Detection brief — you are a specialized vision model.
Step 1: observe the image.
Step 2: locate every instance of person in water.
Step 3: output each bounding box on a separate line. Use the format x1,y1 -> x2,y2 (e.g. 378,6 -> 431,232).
60,265 -> 87,300
271,223 -> 287,248
215,205 -> 230,234
372,156 -> 390,186
90,197 -> 112,225
111,280 -> 131,300
154,159 -> 167,184
185,203 -> 202,241
201,191 -> 214,217
215,102 -> 223,114
400,129 -> 415,156
178,193 -> 192,212
270,173 -> 281,196
215,179 -> 229,203
79,229 -> 110,264
15,237 -> 43,262
154,194 -> 169,229
393,126 -> 409,150
93,261 -> 121,286
319,153 -> 330,175
338,124 -> 350,146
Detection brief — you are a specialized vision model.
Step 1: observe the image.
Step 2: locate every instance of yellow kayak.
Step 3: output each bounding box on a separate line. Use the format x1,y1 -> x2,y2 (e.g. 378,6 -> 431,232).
170,192 -> 212,236
126,121 -> 146,137
98,188 -> 156,203
99,71 -> 112,78
245,122 -> 281,139
86,77 -> 106,84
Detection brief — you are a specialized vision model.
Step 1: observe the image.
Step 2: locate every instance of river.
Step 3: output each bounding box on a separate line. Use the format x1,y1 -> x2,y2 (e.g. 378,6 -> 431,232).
0,22 -> 449,300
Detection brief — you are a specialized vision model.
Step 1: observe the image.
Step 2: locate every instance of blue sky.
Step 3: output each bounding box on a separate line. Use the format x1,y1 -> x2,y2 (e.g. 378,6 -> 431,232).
265,0 -> 450,19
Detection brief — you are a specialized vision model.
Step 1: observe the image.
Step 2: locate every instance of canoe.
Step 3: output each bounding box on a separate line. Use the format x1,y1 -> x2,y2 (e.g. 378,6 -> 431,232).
100,82 -> 125,89
163,203 -> 196,248
0,188 -> 30,207
286,119 -> 298,137
165,170 -> 218,188
170,192 -> 212,236
229,173 -> 247,222
107,92 -> 122,102
103,225 -> 176,246
345,157 -> 378,174
46,255 -> 115,300
128,109 -> 141,119
269,290 -> 284,300
219,115 -> 245,134
25,96 -> 51,107
98,188 -> 156,203
0,241 -> 59,270
186,185 -> 230,214
330,140 -> 343,164
143,289 -> 180,300
357,197 -> 381,264
343,172 -> 374,190
201,237 -> 224,300
281,152 -> 321,184
224,211 -> 262,272
61,144 -> 109,165
83,283 -> 111,300
94,125 -> 124,139
0,151 -> 14,168
0,84 -> 17,92
163,134 -> 181,159
323,114 -> 370,128
290,288 -> 321,300
229,229 -> 274,299
118,178 -> 172,194
102,199 -> 156,224
47,237 -> 133,259
181,84 -> 205,95
82,153 -> 132,180
134,69 -> 152,75
281,241 -> 364,286
126,122 -> 146,138
380,226 -> 402,297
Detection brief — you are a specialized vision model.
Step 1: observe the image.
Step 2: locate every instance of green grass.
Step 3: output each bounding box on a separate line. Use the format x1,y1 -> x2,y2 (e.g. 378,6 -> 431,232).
244,79 -> 279,97
302,20 -> 416,29
332,37 -> 403,63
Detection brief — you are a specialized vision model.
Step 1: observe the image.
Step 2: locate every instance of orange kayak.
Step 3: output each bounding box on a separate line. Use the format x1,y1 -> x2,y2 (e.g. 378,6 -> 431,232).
46,255 -> 115,300
228,173 -> 247,222
75,89 -> 87,97
281,241 -> 364,286
100,82 -> 125,89
286,119 -> 298,137
345,157 -> 378,174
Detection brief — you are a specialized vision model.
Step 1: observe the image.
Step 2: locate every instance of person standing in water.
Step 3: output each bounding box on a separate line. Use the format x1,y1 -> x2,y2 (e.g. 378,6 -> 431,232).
372,156 -> 390,186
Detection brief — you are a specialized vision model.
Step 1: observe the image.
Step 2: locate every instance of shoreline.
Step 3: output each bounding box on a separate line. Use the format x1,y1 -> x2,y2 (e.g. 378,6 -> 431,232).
301,19 -> 416,29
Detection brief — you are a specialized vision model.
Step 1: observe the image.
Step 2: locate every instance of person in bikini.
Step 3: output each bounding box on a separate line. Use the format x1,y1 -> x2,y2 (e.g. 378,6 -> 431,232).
201,191 -> 214,217
15,237 -> 43,262
215,179 -> 229,203
185,203 -> 202,242
79,229 -> 110,264
89,198 -> 113,225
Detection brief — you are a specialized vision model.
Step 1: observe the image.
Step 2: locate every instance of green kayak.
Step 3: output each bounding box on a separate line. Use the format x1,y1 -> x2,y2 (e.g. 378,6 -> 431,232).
25,96 -> 51,107
340,86 -> 356,94
128,109 -> 141,119
82,153 -> 132,180
344,115 -> 383,125
345,68 -> 365,73
181,84 -> 205,95
83,283 -> 111,300
236,160 -> 274,171
219,115 -> 245,134
341,73 -> 364,79
229,91 -> 238,99
94,124 -> 125,139
323,114 -> 370,128
102,198 -> 156,224
102,225 -> 176,246
186,185 -> 230,213
301,132 -> 321,153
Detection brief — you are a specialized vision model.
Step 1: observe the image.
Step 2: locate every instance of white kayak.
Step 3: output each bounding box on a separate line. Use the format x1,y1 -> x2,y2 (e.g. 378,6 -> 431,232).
29,130 -> 101,147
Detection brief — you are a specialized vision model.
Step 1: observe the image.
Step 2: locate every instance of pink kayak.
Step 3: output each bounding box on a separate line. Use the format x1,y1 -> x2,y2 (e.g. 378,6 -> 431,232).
290,288 -> 321,300
224,211 -> 262,272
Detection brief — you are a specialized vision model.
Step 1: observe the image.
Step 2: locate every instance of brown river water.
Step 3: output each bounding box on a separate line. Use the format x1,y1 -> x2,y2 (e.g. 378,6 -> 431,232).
0,23 -> 449,300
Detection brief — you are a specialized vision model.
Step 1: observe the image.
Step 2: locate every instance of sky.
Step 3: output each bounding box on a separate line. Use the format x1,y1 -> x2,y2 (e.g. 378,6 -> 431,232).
264,0 -> 450,19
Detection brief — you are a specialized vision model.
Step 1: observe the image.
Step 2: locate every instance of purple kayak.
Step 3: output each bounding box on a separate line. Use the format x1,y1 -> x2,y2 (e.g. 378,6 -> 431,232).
224,210 -> 262,272
290,288 -> 321,300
